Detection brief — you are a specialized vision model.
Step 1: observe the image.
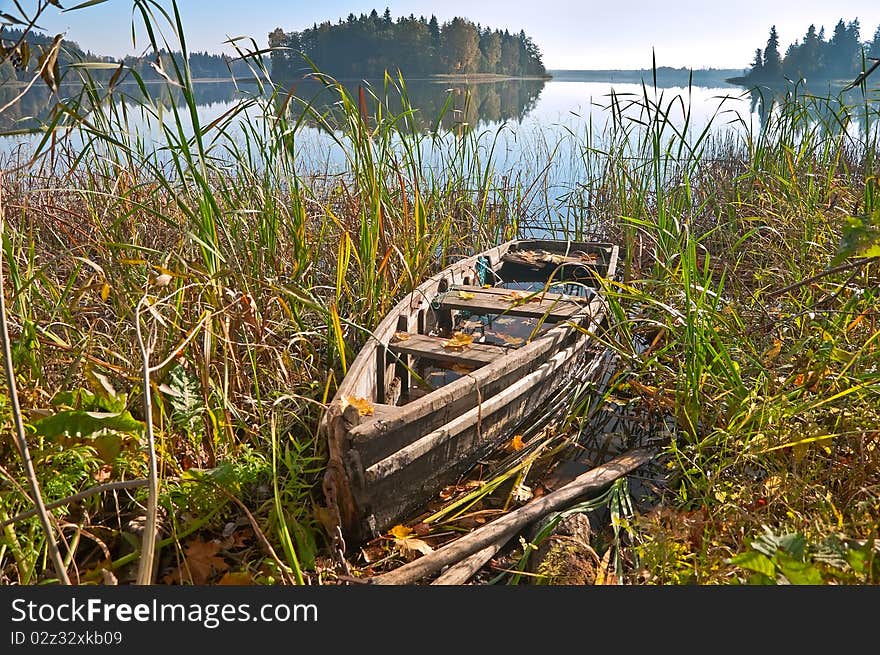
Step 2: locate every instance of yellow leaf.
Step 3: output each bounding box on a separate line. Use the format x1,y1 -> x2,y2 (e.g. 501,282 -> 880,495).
389,524 -> 412,539
482,283 -> 492,288
217,571 -> 253,585
343,396 -> 374,416
451,363 -> 475,374
762,338 -> 782,365
100,282 -> 111,301
509,434 -> 525,451
393,331 -> 411,341
443,332 -> 474,350
500,333 -> 524,346
504,290 -> 526,304
458,290 -> 476,299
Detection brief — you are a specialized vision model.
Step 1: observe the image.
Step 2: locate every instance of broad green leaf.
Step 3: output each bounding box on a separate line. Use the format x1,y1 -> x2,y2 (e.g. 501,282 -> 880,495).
752,528 -> 806,559
845,546 -> 867,575
33,409 -> 144,440
775,551 -> 824,585
729,550 -> 776,578
51,387 -> 126,413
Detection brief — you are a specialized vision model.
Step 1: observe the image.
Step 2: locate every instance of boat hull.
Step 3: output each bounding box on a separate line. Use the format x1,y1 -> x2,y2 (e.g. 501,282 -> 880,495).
320,239 -> 620,545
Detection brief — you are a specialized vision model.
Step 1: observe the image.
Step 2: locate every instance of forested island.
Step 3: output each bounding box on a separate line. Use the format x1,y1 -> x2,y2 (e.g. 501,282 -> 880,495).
730,18 -> 880,87
268,9 -> 548,81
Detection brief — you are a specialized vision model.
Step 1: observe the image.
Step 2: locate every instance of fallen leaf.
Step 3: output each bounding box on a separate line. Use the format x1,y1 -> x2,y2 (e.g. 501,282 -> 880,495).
100,282 -> 111,301
512,483 -> 533,503
500,333 -> 525,346
762,338 -> 783,365
393,331 -> 410,341
451,363 -> 475,374
217,571 -> 253,585
343,396 -> 374,416
181,537 -> 228,584
394,537 -> 434,557
458,290 -> 476,299
509,434 -> 525,451
443,332 -> 474,350
93,465 -> 113,483
389,524 -> 412,539
151,273 -> 173,287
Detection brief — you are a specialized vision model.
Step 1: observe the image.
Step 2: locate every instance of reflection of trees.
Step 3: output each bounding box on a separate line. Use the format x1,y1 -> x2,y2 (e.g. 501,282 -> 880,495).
287,78 -> 547,134
0,81 -> 248,132
3,76 -> 548,137
746,81 -> 877,137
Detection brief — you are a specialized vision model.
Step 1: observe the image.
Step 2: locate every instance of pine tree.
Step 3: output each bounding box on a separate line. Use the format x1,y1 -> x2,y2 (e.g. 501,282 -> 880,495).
763,25 -> 782,78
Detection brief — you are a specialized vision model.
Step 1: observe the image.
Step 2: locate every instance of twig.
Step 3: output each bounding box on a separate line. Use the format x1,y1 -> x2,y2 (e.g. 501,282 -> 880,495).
765,257 -> 872,299
0,172 -> 71,584
134,294 -> 159,585
371,448 -> 653,585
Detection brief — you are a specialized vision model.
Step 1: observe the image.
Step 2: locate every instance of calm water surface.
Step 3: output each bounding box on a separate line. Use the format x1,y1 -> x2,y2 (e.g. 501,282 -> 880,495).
3,74 -> 876,230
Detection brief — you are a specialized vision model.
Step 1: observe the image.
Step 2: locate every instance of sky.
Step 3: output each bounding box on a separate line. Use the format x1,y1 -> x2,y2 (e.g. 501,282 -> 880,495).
5,0 -> 880,70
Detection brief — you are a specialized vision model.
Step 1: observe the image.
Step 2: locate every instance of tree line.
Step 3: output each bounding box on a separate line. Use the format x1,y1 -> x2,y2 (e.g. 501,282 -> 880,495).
742,19 -> 880,84
0,27 -> 255,86
268,8 -> 547,81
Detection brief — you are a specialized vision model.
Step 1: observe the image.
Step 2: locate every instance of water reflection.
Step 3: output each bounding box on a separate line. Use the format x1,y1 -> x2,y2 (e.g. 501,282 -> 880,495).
742,80 -> 880,137
0,76 -> 548,136
285,77 -> 547,134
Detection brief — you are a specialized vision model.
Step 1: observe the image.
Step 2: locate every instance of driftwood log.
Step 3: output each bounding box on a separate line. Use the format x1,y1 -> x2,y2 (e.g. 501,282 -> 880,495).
370,448 -> 652,585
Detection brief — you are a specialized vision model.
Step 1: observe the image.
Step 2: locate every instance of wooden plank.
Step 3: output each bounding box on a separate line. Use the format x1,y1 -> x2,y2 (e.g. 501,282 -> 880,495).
389,333 -> 507,368
437,289 -> 587,322
501,249 -> 601,269
449,284 -> 593,303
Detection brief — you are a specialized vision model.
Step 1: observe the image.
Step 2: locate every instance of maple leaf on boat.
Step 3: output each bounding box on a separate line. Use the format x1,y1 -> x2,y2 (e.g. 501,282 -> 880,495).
443,332 -> 474,350
343,396 -> 374,416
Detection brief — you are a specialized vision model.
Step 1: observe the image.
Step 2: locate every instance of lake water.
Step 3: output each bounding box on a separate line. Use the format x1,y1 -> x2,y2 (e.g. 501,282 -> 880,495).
3,73 -> 877,211
0,75 -> 757,160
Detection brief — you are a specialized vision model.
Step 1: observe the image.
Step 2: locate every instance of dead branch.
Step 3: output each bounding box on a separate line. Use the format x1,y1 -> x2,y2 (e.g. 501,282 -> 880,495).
371,448 -> 652,585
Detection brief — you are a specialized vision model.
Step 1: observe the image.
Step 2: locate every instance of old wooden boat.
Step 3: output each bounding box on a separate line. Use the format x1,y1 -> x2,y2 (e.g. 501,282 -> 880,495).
320,239 -> 620,546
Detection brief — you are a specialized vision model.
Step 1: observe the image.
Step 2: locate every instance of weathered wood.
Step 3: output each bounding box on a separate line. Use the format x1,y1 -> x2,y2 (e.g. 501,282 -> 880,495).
389,333 -> 508,368
437,290 -> 587,322
318,240 -> 620,544
529,512 -> 598,585
449,284 -> 593,303
431,544 -> 501,585
348,321 -> 585,465
369,448 -> 653,585
501,249 -> 601,271
365,341 -> 585,485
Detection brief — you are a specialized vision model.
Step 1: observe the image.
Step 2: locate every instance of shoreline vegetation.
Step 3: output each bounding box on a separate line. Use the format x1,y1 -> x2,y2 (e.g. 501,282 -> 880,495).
1,1 -> 880,587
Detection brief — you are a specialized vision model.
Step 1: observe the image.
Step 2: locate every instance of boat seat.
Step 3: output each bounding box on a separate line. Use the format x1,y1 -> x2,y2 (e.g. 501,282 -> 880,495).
438,285 -> 589,322
388,333 -> 507,368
